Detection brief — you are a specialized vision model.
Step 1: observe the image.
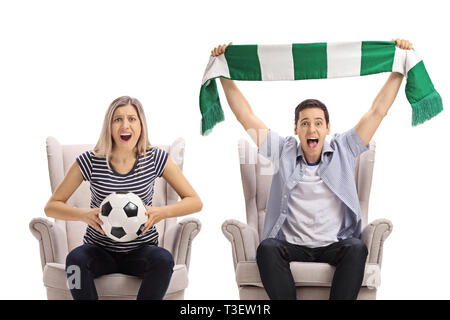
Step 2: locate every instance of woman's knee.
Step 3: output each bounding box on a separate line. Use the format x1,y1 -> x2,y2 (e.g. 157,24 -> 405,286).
145,247 -> 174,271
158,248 -> 174,269
66,245 -> 89,269
65,244 -> 100,270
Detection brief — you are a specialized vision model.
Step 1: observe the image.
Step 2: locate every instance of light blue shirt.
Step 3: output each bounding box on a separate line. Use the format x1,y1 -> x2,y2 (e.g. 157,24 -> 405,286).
258,127 -> 369,242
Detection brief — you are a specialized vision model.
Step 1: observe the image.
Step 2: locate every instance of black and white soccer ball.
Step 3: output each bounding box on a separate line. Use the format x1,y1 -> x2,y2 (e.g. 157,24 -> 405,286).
99,192 -> 147,242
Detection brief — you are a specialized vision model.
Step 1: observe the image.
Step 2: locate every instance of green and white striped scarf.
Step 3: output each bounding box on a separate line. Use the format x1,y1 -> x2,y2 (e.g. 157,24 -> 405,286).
199,41 -> 442,135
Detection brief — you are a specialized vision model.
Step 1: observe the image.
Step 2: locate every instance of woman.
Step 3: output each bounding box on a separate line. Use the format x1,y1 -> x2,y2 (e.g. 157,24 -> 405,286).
44,96 -> 203,300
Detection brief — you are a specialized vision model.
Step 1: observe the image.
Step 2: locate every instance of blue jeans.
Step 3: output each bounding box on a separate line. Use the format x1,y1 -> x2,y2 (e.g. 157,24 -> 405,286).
65,243 -> 174,300
256,237 -> 368,300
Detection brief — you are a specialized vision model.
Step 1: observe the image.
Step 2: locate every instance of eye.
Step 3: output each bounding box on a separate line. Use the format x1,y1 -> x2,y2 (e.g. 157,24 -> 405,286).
301,122 -> 309,127
129,117 -> 137,122
315,121 -> 322,127
113,117 -> 122,122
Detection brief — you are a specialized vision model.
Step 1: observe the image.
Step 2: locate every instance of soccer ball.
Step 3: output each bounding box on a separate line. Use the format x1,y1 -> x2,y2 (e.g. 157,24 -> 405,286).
99,191 -> 148,242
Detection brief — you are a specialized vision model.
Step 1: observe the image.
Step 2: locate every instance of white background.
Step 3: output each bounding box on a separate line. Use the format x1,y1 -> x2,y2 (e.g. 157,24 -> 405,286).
0,0 -> 449,299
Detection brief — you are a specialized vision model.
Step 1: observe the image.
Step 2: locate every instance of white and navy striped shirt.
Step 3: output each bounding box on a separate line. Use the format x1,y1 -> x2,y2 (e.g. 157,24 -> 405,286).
76,147 -> 168,252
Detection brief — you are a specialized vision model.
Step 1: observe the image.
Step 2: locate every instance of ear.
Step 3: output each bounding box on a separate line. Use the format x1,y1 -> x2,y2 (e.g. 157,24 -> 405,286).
326,122 -> 331,135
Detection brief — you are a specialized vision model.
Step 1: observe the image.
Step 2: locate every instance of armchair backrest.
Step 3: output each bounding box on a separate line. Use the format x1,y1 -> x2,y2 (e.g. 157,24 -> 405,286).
46,137 -> 185,253
238,139 -> 376,240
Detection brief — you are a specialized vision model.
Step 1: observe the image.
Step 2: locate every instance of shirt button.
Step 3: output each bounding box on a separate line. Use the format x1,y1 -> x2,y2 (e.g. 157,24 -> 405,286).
282,210 -> 286,213
284,195 -> 287,198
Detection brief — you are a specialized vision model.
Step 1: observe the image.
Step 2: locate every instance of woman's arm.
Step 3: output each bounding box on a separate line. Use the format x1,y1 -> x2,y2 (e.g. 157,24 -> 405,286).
44,161 -> 104,234
142,156 -> 203,233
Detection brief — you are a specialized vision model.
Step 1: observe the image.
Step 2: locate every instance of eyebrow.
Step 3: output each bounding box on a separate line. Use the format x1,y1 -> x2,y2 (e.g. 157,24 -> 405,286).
300,117 -> 324,122
113,114 -> 138,118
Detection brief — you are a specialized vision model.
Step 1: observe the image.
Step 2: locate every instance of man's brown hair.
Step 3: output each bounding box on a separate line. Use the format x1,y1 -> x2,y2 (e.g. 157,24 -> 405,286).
294,99 -> 330,126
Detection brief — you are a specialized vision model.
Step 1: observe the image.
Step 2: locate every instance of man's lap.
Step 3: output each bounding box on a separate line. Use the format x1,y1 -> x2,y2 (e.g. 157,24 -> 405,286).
257,237 -> 367,265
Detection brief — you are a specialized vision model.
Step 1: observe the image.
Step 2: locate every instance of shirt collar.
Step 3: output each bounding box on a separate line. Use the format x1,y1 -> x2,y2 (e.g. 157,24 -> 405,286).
297,139 -> 334,162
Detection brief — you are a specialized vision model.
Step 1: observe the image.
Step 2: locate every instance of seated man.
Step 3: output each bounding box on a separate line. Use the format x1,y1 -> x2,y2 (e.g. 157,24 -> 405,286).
211,39 -> 412,300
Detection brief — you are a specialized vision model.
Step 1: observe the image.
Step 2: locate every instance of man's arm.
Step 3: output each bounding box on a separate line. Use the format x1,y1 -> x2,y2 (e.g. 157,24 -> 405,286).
355,39 -> 413,146
212,43 -> 269,147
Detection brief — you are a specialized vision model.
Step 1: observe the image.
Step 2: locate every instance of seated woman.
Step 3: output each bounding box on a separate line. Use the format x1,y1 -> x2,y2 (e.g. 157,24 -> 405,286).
44,96 -> 202,300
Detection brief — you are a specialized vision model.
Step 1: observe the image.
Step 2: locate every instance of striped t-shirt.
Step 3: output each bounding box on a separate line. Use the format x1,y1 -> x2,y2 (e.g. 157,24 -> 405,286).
76,147 -> 168,252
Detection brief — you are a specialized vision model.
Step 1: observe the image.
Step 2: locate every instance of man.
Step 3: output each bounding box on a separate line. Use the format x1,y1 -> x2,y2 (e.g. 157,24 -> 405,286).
211,39 -> 413,300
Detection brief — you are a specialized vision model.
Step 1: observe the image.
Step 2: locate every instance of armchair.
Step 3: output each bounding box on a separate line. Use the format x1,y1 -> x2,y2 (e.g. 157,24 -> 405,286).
222,139 -> 392,299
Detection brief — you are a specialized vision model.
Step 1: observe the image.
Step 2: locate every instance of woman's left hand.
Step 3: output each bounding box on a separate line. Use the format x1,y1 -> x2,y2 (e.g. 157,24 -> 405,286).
142,205 -> 168,234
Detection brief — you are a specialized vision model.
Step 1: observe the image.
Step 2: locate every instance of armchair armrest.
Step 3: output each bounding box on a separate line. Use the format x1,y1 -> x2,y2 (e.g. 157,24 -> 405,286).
164,217 -> 201,269
361,218 -> 393,267
222,219 -> 260,270
29,217 -> 69,270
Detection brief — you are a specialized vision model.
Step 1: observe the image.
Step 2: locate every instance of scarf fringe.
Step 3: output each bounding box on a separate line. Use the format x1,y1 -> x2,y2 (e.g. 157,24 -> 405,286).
411,90 -> 443,126
201,100 -> 224,136
200,79 -> 225,135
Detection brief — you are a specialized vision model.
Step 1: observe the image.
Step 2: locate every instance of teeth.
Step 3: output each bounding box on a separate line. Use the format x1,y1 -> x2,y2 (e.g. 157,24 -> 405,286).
120,133 -> 131,136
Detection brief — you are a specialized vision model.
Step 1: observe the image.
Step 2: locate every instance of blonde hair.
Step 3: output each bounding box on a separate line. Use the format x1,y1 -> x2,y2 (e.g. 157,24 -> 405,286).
94,96 -> 151,164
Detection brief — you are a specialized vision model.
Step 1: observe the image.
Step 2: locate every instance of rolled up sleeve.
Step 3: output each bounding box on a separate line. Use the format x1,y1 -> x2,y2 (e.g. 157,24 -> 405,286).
341,127 -> 369,158
258,129 -> 286,163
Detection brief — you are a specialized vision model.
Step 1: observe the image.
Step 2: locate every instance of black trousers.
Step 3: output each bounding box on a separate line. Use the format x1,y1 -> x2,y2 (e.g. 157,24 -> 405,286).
65,243 -> 174,300
256,237 -> 368,300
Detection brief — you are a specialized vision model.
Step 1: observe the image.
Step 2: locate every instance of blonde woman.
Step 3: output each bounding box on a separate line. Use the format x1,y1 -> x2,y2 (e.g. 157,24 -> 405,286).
44,96 -> 202,300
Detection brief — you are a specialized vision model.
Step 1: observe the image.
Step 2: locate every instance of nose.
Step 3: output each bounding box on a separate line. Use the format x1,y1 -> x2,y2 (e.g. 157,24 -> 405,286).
307,124 -> 317,133
121,118 -> 131,129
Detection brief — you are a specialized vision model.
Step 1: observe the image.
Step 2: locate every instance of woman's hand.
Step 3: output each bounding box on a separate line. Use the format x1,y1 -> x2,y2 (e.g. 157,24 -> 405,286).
211,42 -> 232,56
393,38 -> 413,50
142,206 -> 168,234
81,208 -> 104,235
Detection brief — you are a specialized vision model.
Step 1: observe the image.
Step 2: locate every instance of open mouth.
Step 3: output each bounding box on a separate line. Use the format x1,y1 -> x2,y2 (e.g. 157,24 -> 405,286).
306,138 -> 319,149
120,133 -> 132,142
